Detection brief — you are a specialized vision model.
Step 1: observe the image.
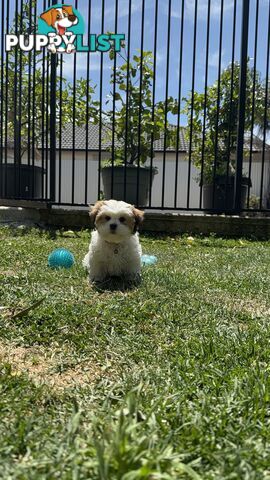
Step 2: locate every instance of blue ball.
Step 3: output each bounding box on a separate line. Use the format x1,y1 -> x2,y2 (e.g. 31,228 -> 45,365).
141,254 -> 157,266
48,248 -> 75,269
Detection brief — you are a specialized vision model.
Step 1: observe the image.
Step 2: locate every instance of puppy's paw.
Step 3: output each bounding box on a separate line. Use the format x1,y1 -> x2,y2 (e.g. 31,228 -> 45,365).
66,44 -> 75,53
82,253 -> 90,271
48,44 -> 57,54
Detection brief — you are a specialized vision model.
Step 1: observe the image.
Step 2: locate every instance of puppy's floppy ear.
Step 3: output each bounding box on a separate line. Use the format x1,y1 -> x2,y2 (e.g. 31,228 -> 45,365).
89,201 -> 105,224
132,207 -> 144,232
63,5 -> 75,15
40,9 -> 53,26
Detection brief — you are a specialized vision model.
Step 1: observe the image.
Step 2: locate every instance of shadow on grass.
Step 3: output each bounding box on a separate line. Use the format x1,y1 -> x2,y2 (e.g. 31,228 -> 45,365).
91,275 -> 141,293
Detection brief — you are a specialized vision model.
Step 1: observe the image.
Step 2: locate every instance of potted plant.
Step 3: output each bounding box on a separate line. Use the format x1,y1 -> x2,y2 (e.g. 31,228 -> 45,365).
183,61 -> 266,212
97,50 -> 178,206
0,0 -> 97,200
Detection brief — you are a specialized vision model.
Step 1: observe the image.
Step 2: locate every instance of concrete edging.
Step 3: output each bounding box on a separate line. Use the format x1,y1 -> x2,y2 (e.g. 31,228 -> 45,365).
1,206 -> 269,238
42,209 -> 270,237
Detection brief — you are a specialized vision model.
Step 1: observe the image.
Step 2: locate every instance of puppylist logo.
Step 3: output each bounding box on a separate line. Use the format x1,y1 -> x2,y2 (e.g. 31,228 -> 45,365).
5,4 -> 125,54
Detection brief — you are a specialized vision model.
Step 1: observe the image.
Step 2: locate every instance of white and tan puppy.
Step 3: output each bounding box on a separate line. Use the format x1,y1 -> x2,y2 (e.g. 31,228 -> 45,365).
83,200 -> 144,283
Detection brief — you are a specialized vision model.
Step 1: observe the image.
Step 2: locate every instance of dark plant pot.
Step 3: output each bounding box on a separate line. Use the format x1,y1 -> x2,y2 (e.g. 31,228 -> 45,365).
102,165 -> 158,206
203,176 -> 251,213
0,164 -> 44,199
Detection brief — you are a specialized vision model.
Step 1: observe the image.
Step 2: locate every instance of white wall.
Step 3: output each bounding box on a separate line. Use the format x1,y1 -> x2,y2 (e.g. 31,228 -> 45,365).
16,149 -> 270,207
53,150 -> 270,208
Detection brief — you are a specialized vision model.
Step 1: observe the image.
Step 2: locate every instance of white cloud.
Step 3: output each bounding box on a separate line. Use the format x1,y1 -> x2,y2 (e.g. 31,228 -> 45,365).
156,51 -> 166,65
170,0 -> 234,20
61,52 -> 111,77
79,0 -> 142,22
208,49 -> 225,69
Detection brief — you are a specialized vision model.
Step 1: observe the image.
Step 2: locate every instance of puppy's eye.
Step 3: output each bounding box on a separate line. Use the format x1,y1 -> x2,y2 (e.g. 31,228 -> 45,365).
56,14 -> 61,19
119,217 -> 125,223
63,12 -> 68,17
105,215 -> 111,221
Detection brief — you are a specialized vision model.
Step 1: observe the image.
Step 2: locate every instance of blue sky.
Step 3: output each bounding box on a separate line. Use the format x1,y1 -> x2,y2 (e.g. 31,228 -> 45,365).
61,0 -> 270,125
1,0 -> 270,127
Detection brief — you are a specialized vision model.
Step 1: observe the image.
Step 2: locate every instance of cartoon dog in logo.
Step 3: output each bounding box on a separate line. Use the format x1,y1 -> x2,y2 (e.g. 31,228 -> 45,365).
40,5 -> 78,53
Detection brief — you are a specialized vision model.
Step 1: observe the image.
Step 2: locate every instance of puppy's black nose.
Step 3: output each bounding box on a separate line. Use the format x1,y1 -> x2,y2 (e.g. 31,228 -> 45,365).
110,224 -> 117,231
68,14 -> 77,21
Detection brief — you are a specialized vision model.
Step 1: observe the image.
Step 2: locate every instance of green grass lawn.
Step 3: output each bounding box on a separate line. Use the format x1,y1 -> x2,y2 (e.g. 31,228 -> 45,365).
1,226 -> 270,479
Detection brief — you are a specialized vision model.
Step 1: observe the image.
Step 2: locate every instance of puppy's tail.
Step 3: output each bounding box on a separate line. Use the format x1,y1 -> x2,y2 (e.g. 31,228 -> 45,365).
82,252 -> 90,271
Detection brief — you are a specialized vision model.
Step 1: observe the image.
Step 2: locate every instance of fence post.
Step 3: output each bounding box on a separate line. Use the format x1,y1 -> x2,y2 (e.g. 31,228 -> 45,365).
49,0 -> 57,203
234,0 -> 250,213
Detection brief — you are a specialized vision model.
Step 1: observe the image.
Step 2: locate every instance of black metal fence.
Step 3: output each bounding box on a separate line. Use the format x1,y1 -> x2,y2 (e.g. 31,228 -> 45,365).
0,0 -> 270,213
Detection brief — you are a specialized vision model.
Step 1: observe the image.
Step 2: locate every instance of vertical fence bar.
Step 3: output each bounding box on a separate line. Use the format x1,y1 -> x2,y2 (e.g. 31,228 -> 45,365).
58,0 -> 64,204
45,6 -> 50,201
49,0 -> 57,202
0,0 -> 4,197
32,0 -> 37,198
161,0 -> 171,209
234,0 -> 250,213
225,0 -> 237,206
27,0 -> 32,169
84,0 -> 92,205
174,0 -> 184,209
124,0 -> 132,202
186,0 -> 198,209
199,0 -> 211,209
18,0 -> 23,198
111,0 -> 119,199
212,0 -> 224,210
149,0 -> 159,207
98,0 -> 105,200
14,0 -> 19,196
98,0 -> 105,199
41,0 -> 46,199
4,0 -> 10,197
136,0 -> 145,206
247,0 -> 259,209
58,51 -> 63,203
259,0 -> 270,210
71,0 -> 78,204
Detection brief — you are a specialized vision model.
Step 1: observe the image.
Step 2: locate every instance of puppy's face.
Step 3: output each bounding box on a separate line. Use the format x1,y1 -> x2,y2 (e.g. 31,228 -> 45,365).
90,200 -> 144,244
